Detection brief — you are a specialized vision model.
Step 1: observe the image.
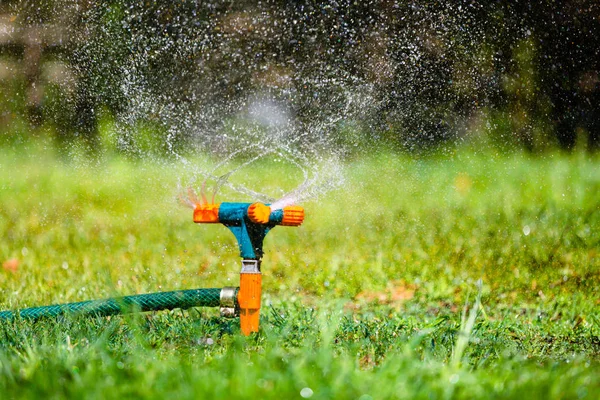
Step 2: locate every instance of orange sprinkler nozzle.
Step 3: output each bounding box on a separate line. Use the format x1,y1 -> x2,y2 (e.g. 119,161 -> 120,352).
281,205 -> 305,226
193,203 -> 220,223
247,202 -> 271,224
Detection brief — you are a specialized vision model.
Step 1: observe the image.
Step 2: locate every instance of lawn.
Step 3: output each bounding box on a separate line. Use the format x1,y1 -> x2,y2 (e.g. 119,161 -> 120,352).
0,142 -> 599,399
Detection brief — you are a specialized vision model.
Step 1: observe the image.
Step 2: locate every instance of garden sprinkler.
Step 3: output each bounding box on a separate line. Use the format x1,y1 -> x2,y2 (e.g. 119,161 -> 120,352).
193,201 -> 304,335
0,199 -> 304,336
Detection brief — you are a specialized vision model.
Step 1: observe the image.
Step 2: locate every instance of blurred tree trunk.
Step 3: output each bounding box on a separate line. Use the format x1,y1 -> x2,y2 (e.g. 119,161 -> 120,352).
22,26 -> 43,125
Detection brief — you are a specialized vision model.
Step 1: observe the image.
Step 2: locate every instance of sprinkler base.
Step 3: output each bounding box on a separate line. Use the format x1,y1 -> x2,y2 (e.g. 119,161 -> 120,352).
238,259 -> 262,335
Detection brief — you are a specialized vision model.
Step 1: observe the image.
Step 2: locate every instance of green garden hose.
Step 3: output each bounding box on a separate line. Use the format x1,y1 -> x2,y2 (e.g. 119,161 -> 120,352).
0,288 -> 224,320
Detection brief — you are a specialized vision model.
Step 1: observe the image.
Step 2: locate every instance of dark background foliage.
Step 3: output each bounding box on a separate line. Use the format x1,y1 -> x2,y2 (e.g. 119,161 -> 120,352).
1,0 -> 599,154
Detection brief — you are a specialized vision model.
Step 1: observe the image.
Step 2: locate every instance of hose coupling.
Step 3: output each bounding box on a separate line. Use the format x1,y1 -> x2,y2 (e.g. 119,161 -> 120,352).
219,286 -> 238,318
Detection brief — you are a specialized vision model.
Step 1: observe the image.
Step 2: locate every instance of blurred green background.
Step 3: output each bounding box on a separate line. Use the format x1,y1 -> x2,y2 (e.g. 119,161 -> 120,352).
1,0 -> 599,156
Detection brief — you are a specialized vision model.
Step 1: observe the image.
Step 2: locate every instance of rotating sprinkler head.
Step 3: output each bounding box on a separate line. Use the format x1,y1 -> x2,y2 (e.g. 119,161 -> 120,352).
193,201 -> 304,335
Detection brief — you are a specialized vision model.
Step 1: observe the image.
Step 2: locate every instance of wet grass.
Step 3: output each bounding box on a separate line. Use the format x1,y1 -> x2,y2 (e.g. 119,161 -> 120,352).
0,144 -> 599,399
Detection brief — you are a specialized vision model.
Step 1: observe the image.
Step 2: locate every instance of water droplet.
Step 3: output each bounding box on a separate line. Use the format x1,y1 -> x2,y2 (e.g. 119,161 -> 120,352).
522,225 -> 531,236
300,388 -> 313,398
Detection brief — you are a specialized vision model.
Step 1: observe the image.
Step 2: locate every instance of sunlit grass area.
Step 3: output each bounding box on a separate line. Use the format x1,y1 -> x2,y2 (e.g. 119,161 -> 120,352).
0,144 -> 599,398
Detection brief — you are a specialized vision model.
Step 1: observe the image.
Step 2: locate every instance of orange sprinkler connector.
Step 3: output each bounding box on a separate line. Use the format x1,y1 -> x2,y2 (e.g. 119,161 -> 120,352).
193,203 -> 220,223
238,269 -> 262,335
281,205 -> 305,226
247,202 -> 271,224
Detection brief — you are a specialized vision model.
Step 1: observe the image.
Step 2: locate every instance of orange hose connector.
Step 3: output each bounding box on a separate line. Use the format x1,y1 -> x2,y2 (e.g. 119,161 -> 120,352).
238,272 -> 261,335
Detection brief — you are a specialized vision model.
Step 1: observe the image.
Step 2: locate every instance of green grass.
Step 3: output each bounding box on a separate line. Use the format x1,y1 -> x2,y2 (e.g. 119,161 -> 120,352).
0,143 -> 599,399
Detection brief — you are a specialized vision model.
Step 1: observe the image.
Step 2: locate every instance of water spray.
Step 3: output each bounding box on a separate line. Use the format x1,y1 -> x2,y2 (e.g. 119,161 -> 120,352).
0,201 -> 304,336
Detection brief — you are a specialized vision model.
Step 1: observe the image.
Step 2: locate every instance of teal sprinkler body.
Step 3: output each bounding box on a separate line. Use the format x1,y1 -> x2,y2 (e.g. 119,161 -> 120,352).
0,202 -> 304,336
216,202 -> 296,259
